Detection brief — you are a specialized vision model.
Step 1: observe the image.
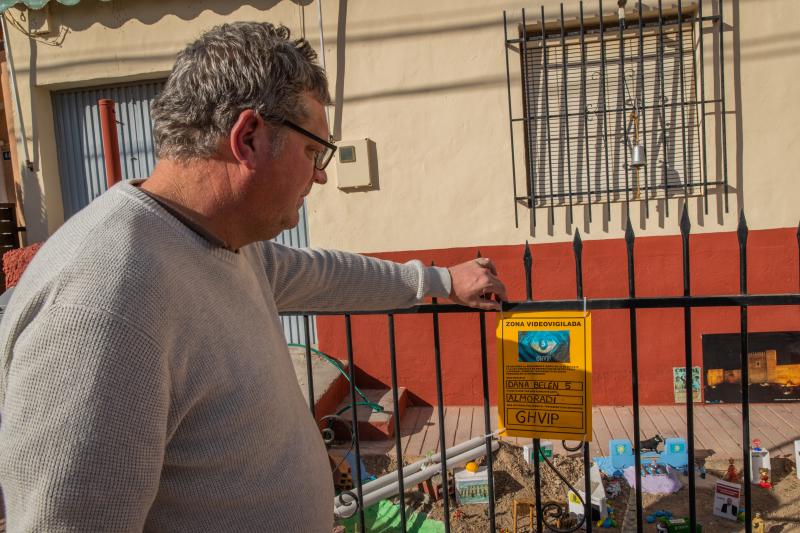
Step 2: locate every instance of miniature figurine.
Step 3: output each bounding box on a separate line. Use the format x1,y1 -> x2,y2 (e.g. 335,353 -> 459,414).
752,439 -> 762,452
640,434 -> 664,453
752,512 -> 765,533
758,468 -> 772,489
723,458 -> 740,483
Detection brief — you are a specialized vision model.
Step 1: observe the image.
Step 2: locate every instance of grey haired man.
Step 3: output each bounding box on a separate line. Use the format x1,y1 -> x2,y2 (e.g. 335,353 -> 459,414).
0,22 -> 505,532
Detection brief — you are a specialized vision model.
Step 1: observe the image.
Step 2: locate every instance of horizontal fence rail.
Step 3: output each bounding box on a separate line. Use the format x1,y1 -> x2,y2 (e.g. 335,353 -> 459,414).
284,208 -> 800,533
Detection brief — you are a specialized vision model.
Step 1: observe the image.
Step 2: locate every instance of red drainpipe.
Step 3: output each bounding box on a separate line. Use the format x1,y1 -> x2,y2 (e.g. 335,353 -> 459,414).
98,99 -> 122,188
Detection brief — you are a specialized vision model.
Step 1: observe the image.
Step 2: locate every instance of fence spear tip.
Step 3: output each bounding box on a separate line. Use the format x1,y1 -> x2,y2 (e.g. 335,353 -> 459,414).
737,210 -> 749,244
625,217 -> 635,245
679,203 -> 691,236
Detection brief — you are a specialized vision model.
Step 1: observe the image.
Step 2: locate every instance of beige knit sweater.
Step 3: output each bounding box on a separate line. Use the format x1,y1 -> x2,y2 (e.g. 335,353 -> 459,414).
0,182 -> 450,532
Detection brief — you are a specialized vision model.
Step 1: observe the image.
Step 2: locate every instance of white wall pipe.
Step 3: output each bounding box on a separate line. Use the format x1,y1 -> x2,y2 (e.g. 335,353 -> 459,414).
334,439 -> 499,519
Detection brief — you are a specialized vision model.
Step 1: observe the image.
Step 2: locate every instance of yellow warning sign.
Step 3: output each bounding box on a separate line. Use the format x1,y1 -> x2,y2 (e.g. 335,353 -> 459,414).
496,311 -> 592,441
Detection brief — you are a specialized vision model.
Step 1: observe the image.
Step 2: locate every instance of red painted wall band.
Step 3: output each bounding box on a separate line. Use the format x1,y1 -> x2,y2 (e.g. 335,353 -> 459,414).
317,228 -> 800,406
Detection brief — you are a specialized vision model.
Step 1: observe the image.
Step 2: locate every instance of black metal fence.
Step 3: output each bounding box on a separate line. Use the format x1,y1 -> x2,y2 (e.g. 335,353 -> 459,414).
284,208 -> 800,533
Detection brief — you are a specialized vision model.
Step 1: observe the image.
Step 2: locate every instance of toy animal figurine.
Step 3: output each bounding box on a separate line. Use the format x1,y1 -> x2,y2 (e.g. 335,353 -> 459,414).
758,468 -> 772,489
723,458 -> 740,483
752,512 -> 766,533
640,434 -> 664,453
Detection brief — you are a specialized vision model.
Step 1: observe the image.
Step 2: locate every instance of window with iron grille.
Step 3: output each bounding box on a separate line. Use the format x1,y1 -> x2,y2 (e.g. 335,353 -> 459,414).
504,2 -> 729,221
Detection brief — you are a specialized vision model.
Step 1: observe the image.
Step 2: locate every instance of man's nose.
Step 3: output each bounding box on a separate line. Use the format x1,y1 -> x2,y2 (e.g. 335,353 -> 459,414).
313,167 -> 327,185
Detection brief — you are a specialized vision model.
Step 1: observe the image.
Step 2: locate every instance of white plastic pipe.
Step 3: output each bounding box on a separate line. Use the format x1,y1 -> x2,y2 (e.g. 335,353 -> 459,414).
333,439 -> 499,519
353,435 -> 495,497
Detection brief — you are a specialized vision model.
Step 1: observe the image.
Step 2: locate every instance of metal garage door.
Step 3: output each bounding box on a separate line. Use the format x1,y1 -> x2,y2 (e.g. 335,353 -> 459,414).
51,80 -> 316,345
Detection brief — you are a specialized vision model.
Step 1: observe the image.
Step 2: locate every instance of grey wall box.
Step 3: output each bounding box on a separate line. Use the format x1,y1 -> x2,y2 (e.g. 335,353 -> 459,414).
335,138 -> 378,190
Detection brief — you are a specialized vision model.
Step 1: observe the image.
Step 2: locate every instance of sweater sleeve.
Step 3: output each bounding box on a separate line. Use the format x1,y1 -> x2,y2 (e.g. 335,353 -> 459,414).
0,305 -> 170,533
259,242 -> 452,312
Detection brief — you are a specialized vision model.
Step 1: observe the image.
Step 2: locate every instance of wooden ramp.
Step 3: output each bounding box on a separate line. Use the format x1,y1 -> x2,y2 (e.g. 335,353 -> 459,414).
347,404 -> 800,461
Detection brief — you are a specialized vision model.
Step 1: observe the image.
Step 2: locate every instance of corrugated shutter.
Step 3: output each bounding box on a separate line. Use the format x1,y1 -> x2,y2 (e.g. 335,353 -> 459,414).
51,80 -> 316,345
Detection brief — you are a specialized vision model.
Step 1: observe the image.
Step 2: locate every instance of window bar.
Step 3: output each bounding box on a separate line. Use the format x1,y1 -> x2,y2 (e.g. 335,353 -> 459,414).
698,0 -> 710,214
303,315 -> 316,416
618,4 -> 631,214
719,0 -> 730,212
430,283 -> 452,531
524,243 -> 544,533
677,0 -> 690,199
657,0 -> 670,215
503,11 -> 521,227
598,0 -> 612,211
387,314 -> 408,532
477,251 -> 498,531
625,221 -> 644,533
579,2 -> 593,222
540,6 -> 556,224
521,8 -> 538,219
678,206 -> 697,531
573,231 -> 592,533
559,3 -> 575,221
345,315 -> 367,533
737,212 -> 753,533
637,0 -> 651,218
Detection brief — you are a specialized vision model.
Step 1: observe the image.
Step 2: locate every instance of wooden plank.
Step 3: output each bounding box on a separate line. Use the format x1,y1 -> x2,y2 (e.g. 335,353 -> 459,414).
661,404 -> 712,450
656,405 -> 687,439
692,406 -> 741,458
746,405 -> 789,453
601,405 -> 631,445
454,407 -> 474,446
592,406 -> 614,456
636,406 -> 659,442
442,407 -> 459,450
420,406 -> 442,456
403,407 -> 431,459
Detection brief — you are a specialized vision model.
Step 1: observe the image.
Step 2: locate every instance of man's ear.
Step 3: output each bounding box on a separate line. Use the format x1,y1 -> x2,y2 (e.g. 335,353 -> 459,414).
229,109 -> 263,169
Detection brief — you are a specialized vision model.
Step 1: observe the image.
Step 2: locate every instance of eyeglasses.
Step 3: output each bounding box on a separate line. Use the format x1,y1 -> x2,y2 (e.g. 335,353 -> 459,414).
279,119 -> 337,171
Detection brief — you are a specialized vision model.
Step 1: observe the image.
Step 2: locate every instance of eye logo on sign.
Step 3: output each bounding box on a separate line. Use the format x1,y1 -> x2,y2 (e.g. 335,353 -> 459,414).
518,330 -> 570,363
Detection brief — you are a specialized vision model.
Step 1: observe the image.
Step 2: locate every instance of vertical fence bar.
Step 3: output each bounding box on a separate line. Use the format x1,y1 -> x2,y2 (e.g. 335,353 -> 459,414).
625,221 -> 643,533
579,2 -> 593,221
560,4 -> 574,221
477,251 -> 498,531
698,0 -> 710,214
345,315 -> 366,533
677,0 -> 690,199
573,231 -> 592,533
797,222 -> 800,288
540,6 -> 556,224
657,0 -> 670,215
738,212 -> 752,533
618,3 -> 631,214
678,206 -> 697,530
599,0 -> 612,211
524,243 -> 544,533
719,0 -> 730,212
431,286 -> 451,531
303,315 -> 316,417
387,314 -> 408,532
637,0 -> 650,217
503,11 -> 521,227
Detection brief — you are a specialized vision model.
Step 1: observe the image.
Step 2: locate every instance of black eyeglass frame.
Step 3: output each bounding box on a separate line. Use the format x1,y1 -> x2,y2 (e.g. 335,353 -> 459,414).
279,119 -> 337,170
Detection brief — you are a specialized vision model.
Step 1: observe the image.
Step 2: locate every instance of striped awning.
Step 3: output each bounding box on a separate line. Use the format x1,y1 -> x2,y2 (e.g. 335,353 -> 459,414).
0,0 -> 111,12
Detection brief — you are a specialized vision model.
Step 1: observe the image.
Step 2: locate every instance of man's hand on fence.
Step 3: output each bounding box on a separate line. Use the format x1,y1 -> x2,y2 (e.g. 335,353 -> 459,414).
447,258 -> 508,311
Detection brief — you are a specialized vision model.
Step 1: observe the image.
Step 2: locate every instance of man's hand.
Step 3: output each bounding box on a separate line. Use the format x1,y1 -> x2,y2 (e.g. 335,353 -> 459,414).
447,258 -> 508,311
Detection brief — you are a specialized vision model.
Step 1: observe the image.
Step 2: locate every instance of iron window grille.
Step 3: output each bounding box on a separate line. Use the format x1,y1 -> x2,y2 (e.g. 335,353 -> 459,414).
504,1 -> 730,225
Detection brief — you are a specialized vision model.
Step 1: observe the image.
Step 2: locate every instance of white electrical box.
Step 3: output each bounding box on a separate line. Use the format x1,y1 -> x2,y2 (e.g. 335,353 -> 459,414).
335,138 -> 377,189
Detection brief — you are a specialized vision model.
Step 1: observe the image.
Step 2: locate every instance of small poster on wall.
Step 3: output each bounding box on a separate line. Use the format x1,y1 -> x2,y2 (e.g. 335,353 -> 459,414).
703,332 -> 800,404
673,366 -> 702,403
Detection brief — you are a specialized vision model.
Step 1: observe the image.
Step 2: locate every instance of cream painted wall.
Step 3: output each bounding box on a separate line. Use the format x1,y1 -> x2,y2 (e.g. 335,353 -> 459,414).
3,0 -> 798,249
307,0 -> 799,252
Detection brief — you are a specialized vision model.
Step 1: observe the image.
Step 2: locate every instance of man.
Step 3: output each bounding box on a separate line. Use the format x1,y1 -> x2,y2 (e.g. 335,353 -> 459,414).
0,22 -> 506,532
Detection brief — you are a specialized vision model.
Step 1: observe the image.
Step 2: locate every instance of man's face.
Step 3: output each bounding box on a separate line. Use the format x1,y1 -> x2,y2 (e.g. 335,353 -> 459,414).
251,93 -> 329,239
